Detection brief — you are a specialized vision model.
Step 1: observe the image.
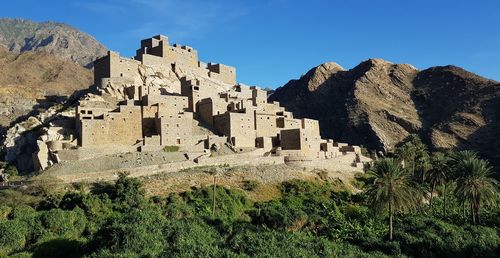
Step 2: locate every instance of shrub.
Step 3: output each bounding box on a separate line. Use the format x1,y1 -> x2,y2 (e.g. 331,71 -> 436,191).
394,215 -> 500,257
162,218 -> 227,257
0,219 -> 29,256
9,205 -> 37,221
38,208 -> 87,241
227,227 -> 382,257
0,205 -> 12,219
241,180 -> 259,191
163,145 -> 180,152
32,238 -> 85,258
113,173 -> 146,209
175,186 -> 252,221
4,164 -> 19,177
89,207 -> 167,257
0,189 -> 43,207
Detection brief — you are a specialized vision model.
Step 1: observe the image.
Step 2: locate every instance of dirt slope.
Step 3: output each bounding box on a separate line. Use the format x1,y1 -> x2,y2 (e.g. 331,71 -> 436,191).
0,46 -> 92,137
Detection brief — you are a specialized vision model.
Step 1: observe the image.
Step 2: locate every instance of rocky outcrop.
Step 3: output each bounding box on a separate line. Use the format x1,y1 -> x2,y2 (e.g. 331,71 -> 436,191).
0,46 -> 92,143
270,60 -> 500,165
2,101 -> 79,172
0,18 -> 107,67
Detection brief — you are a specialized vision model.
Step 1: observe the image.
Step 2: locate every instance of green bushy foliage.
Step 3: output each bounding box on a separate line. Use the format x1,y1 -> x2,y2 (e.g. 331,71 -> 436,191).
89,207 -> 167,257
241,180 -> 259,191
113,173 -> 146,210
395,215 -> 500,257
228,227 -> 388,257
4,164 -> 19,176
38,208 -> 87,241
0,219 -> 29,256
0,173 -> 498,257
162,218 -> 227,257
163,145 -> 180,152
168,185 -> 253,221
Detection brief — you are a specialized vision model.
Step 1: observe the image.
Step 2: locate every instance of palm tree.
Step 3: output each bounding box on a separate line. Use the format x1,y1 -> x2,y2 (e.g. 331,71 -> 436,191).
449,150 -> 479,217
453,157 -> 498,224
395,135 -> 429,183
427,152 -> 450,213
365,158 -> 418,240
395,140 -> 417,174
450,150 -> 478,176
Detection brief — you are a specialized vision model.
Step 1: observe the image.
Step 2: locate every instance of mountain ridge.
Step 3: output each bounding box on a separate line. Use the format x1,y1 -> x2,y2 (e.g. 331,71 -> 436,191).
270,59 -> 500,165
0,18 -> 107,67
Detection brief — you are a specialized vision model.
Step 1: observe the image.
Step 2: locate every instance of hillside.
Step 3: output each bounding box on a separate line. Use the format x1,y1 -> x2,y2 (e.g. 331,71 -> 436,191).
0,18 -> 107,67
0,46 -> 93,137
269,60 -> 500,164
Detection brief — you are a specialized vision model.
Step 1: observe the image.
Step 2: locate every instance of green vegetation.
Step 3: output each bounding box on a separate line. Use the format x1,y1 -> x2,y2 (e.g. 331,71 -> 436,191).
365,158 -> 417,240
241,180 -> 259,191
163,145 -> 180,152
0,136 -> 499,257
4,165 -> 19,177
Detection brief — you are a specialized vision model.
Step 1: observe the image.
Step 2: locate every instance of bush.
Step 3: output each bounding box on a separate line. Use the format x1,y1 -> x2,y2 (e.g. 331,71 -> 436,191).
163,145 -> 180,152
32,238 -> 85,258
227,227 -> 382,257
0,219 -> 29,256
394,215 -> 500,257
38,208 -> 87,241
4,164 -> 19,177
89,207 -> 166,257
113,173 -> 146,210
173,186 -> 252,221
162,218 -> 227,257
9,205 -> 37,221
0,205 -> 12,219
241,180 -> 259,191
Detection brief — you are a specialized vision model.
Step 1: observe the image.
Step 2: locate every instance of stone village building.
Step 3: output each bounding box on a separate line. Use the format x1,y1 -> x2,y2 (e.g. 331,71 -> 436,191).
33,35 -> 363,171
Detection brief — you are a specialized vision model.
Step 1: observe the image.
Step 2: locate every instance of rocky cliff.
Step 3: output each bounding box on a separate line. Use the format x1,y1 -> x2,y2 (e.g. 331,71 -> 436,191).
0,18 -> 107,67
270,59 -> 500,165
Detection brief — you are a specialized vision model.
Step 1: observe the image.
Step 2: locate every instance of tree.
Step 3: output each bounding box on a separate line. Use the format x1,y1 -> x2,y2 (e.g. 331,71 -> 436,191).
449,150 -> 480,217
449,150 -> 478,178
113,172 -> 146,209
395,135 -> 429,183
365,158 -> 417,240
427,152 -> 450,213
453,157 -> 498,224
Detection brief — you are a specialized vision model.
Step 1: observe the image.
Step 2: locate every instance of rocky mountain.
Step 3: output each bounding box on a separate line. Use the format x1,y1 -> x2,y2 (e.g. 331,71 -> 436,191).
269,59 -> 500,165
0,18 -> 107,67
0,46 -> 93,139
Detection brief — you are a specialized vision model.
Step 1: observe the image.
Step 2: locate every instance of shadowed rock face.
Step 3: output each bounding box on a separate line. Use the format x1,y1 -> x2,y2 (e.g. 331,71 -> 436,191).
0,18 -> 107,68
270,60 -> 500,165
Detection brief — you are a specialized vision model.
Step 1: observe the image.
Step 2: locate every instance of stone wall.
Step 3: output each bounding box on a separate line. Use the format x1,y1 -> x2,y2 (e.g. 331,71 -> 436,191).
208,63 -> 236,85
77,104 -> 142,147
157,112 -> 193,146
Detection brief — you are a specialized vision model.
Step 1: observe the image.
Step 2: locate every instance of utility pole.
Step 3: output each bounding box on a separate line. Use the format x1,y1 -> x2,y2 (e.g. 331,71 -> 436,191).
206,167 -> 221,217
212,174 -> 216,217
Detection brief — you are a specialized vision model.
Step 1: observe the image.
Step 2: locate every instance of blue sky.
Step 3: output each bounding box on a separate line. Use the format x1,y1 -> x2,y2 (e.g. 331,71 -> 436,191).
2,0 -> 499,88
